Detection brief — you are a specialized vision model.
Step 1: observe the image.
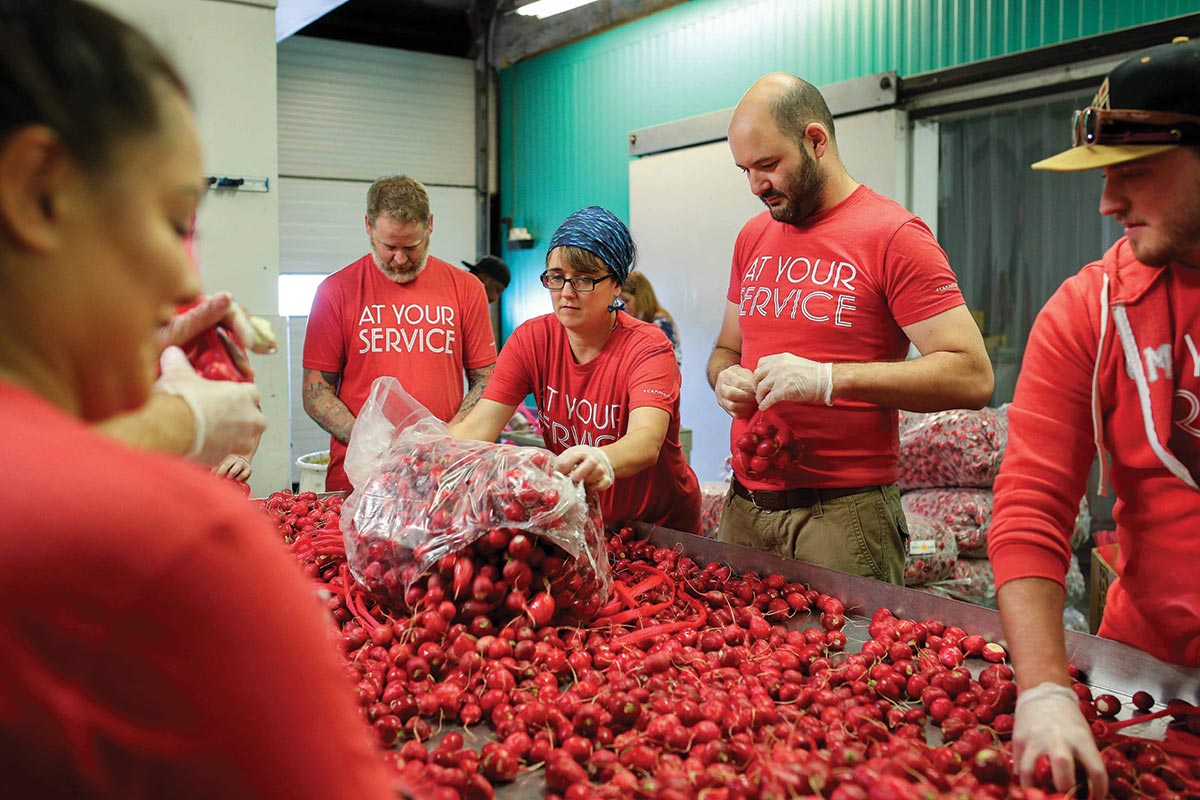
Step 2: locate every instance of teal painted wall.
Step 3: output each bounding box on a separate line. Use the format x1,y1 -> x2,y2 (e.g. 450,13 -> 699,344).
497,0 -> 1195,335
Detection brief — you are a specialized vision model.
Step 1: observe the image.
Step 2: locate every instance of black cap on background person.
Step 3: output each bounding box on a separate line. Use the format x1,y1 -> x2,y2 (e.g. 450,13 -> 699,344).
463,255 -> 510,303
1033,36 -> 1200,171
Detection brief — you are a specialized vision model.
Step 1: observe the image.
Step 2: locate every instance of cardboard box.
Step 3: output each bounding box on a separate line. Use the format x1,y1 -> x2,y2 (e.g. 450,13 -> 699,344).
1089,543 -> 1118,634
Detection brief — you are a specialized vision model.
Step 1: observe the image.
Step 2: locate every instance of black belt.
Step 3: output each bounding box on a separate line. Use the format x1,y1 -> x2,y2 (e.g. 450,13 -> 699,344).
731,477 -> 878,511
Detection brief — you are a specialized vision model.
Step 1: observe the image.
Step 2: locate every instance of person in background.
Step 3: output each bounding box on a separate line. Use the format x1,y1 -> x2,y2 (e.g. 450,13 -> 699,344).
989,37 -> 1200,799
0,1 -> 399,796
708,72 -> 993,583
303,174 -> 498,492
464,253 -> 511,304
621,271 -> 682,367
452,206 -> 701,533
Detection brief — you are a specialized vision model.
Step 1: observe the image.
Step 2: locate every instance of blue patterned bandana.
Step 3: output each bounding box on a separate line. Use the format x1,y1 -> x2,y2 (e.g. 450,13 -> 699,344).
548,206 -> 635,285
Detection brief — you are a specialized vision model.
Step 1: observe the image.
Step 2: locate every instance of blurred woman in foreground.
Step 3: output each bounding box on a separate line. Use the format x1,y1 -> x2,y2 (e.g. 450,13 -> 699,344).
0,1 -> 396,796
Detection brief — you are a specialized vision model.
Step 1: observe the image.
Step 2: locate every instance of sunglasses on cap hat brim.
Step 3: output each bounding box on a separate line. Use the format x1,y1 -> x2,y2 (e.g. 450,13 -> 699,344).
1033,106 -> 1200,171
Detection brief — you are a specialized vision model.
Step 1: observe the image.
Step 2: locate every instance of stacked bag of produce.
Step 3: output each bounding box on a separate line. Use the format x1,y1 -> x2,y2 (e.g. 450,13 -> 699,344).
897,408 -> 1087,618
698,482 -> 728,538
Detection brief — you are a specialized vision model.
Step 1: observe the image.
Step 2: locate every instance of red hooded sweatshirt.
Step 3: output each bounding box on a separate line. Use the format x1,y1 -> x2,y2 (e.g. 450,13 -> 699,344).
989,237 -> 1200,665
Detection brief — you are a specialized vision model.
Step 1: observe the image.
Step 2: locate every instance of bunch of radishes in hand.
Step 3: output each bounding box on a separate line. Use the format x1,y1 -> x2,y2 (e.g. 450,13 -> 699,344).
341,435 -> 610,626
735,410 -> 804,477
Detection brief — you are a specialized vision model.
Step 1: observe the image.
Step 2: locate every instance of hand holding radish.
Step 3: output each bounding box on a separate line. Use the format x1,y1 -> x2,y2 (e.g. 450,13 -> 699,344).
554,445 -> 614,491
754,352 -> 833,408
714,364 -> 757,418
157,346 -> 266,467
1012,681 -> 1108,797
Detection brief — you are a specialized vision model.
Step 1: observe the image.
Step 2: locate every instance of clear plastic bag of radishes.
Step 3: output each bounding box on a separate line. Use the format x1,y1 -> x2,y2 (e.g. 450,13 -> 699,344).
920,556 -> 997,607
698,481 -> 729,539
1071,496 -> 1091,550
900,488 -> 993,558
339,377 -> 611,620
902,511 -> 958,586
897,407 -> 1008,491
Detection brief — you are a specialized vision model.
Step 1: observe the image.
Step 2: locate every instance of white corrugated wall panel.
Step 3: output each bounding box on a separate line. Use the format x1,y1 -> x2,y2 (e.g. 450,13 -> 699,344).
278,36 -> 475,184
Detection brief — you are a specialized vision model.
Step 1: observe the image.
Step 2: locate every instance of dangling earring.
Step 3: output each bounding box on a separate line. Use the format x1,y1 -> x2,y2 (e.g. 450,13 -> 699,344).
607,297 -> 626,313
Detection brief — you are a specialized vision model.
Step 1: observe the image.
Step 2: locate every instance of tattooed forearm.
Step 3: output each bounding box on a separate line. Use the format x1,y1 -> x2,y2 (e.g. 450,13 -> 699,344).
451,363 -> 495,425
302,369 -> 356,444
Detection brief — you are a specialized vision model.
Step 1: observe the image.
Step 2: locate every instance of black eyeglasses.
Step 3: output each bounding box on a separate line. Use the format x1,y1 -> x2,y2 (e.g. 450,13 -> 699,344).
1071,106 -> 1200,147
540,272 -> 615,292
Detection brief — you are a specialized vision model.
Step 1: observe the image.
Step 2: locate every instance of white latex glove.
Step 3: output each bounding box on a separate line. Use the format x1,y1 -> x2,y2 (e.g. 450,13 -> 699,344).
714,365 -> 758,419
1013,682 -> 1107,798
554,445 -> 615,491
157,292 -> 233,350
213,454 -> 252,481
156,346 -> 267,467
753,353 -> 833,409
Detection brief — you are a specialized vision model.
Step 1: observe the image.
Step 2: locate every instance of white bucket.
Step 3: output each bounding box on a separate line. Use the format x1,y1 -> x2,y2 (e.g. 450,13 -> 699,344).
296,450 -> 330,494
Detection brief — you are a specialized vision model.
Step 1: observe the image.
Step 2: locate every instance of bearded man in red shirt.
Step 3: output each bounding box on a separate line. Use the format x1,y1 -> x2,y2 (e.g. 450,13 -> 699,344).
708,72 -> 993,584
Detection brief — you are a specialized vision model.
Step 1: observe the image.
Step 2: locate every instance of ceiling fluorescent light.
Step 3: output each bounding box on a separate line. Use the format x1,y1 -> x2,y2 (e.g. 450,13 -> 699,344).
516,0 -> 599,20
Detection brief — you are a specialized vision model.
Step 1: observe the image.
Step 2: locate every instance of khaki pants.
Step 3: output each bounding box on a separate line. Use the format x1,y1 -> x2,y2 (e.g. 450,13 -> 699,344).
717,484 -> 907,585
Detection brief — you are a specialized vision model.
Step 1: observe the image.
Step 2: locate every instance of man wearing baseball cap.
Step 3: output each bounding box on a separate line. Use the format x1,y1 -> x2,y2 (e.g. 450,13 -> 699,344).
989,37 -> 1200,797
464,255 -> 511,304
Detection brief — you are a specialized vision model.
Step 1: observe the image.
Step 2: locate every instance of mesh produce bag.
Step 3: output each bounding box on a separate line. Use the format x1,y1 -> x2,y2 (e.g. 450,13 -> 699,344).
920,557 -> 996,608
903,512 -> 958,587
900,488 -> 993,558
898,407 -> 1008,491
340,377 -> 611,616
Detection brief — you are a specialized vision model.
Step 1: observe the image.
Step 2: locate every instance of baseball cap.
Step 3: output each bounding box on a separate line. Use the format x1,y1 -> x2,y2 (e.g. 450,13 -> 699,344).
462,255 -> 510,288
1032,37 -> 1200,171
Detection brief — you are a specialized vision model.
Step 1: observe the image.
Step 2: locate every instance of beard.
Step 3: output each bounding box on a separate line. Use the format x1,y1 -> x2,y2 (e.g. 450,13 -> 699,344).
763,143 -> 827,226
1128,198 -> 1200,267
373,251 -> 430,284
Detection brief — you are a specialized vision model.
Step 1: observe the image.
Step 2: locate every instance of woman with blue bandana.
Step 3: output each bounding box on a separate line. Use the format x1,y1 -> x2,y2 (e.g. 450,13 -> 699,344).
452,206 -> 701,533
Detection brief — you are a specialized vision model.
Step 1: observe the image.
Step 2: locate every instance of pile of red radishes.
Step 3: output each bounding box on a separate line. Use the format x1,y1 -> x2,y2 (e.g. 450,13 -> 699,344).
734,410 -> 804,477
259,491 -> 1200,800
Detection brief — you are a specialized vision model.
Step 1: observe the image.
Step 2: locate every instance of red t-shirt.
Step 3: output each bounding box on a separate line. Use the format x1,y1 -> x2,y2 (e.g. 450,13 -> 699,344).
483,313 -> 701,533
304,254 -> 497,491
0,382 -> 397,799
727,187 -> 966,490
